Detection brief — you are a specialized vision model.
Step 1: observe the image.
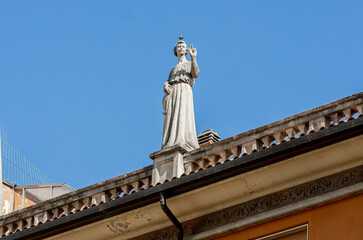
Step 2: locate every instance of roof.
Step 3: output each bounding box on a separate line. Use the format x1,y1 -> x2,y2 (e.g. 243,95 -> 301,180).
0,91 -> 362,239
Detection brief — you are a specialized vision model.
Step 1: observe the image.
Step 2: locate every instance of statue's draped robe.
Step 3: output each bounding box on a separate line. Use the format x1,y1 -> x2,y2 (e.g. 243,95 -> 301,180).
162,61 -> 199,149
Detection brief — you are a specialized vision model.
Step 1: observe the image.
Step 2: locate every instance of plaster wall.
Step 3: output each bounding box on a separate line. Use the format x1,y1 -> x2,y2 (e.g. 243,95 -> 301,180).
215,193 -> 363,240
2,183 -> 36,214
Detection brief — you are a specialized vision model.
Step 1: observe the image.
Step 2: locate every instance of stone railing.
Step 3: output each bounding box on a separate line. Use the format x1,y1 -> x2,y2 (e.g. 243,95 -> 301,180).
1,92 -> 362,238
0,165 -> 152,237
183,92 -> 363,173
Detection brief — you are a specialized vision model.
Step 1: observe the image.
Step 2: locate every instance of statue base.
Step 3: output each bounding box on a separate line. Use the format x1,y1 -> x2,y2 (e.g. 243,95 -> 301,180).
149,144 -> 194,186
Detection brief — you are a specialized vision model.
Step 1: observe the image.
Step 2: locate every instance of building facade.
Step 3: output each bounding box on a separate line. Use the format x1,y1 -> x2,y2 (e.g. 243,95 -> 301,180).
0,92 -> 362,240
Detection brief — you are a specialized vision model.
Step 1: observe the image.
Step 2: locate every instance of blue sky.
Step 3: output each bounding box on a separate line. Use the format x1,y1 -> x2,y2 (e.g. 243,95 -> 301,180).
1,1 -> 362,189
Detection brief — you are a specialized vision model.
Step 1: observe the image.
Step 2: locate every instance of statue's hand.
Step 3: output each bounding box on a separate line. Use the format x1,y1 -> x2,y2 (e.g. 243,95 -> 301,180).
189,44 -> 197,60
164,81 -> 172,94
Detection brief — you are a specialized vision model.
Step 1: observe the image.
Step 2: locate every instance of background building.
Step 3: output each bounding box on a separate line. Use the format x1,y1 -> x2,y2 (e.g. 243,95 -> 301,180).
0,135 -> 74,216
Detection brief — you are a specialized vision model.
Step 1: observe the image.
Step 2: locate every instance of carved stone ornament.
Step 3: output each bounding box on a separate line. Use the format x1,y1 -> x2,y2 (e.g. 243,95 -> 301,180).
133,166 -> 363,240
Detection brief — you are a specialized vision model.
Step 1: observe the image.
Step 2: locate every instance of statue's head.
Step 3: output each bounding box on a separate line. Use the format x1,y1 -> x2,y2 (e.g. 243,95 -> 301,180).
174,40 -> 188,57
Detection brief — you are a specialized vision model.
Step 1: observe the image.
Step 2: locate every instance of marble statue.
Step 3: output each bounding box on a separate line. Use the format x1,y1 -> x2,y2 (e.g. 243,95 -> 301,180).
162,39 -> 200,150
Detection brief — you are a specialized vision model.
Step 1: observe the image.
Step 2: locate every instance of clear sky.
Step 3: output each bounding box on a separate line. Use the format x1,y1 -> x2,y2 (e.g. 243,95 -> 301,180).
1,1 -> 362,189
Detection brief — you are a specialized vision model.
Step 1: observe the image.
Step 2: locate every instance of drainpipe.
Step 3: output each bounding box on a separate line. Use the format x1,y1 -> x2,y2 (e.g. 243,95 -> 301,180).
160,192 -> 183,240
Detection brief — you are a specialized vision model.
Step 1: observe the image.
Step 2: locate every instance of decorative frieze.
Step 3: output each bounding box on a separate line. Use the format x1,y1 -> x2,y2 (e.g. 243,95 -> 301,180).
134,166 -> 363,240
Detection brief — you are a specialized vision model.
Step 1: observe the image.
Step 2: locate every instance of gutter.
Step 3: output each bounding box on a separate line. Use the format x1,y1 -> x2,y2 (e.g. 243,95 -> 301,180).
2,117 -> 363,240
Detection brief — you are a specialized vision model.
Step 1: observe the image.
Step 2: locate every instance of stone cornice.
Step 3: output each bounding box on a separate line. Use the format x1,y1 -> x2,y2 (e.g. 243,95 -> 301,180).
134,165 -> 363,240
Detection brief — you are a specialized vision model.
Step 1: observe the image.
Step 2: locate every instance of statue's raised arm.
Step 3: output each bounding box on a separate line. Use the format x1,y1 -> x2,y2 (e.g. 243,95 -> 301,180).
161,39 -> 200,150
189,44 -> 200,78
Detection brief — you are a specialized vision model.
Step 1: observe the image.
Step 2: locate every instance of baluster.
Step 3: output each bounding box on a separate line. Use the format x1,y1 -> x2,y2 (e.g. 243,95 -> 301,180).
7,223 -> 15,234
34,212 -> 44,225
131,181 -> 141,193
342,108 -> 353,121
51,208 -> 61,220
108,188 -> 118,200
82,197 -> 92,210
60,205 -> 70,217
230,146 -> 240,159
194,158 -> 204,169
2,225 -> 9,236
355,104 -> 363,117
24,217 -> 32,229
44,210 -> 52,221
72,200 -> 84,212
285,128 -> 297,140
6,223 -> 14,234
329,112 -> 339,126
272,133 -> 283,145
217,151 -> 228,163
91,192 -> 106,206
309,117 -> 329,133
297,123 -> 308,136
241,140 -> 261,154
208,154 -> 218,166
141,178 -> 150,189
68,203 -> 76,214
121,184 -> 130,195
184,162 -> 194,174
261,136 -> 271,149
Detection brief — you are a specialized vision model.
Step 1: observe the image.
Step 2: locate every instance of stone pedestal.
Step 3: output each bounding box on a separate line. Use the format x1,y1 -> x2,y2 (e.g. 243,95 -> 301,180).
150,144 -> 193,186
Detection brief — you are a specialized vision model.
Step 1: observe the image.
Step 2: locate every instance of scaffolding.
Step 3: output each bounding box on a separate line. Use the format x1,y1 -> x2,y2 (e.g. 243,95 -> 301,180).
0,134 -> 54,186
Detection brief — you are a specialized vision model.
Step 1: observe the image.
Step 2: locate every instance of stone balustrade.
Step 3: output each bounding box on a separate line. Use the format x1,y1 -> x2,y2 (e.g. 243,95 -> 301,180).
1,92 -> 362,238
183,92 -> 363,173
0,166 -> 152,237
